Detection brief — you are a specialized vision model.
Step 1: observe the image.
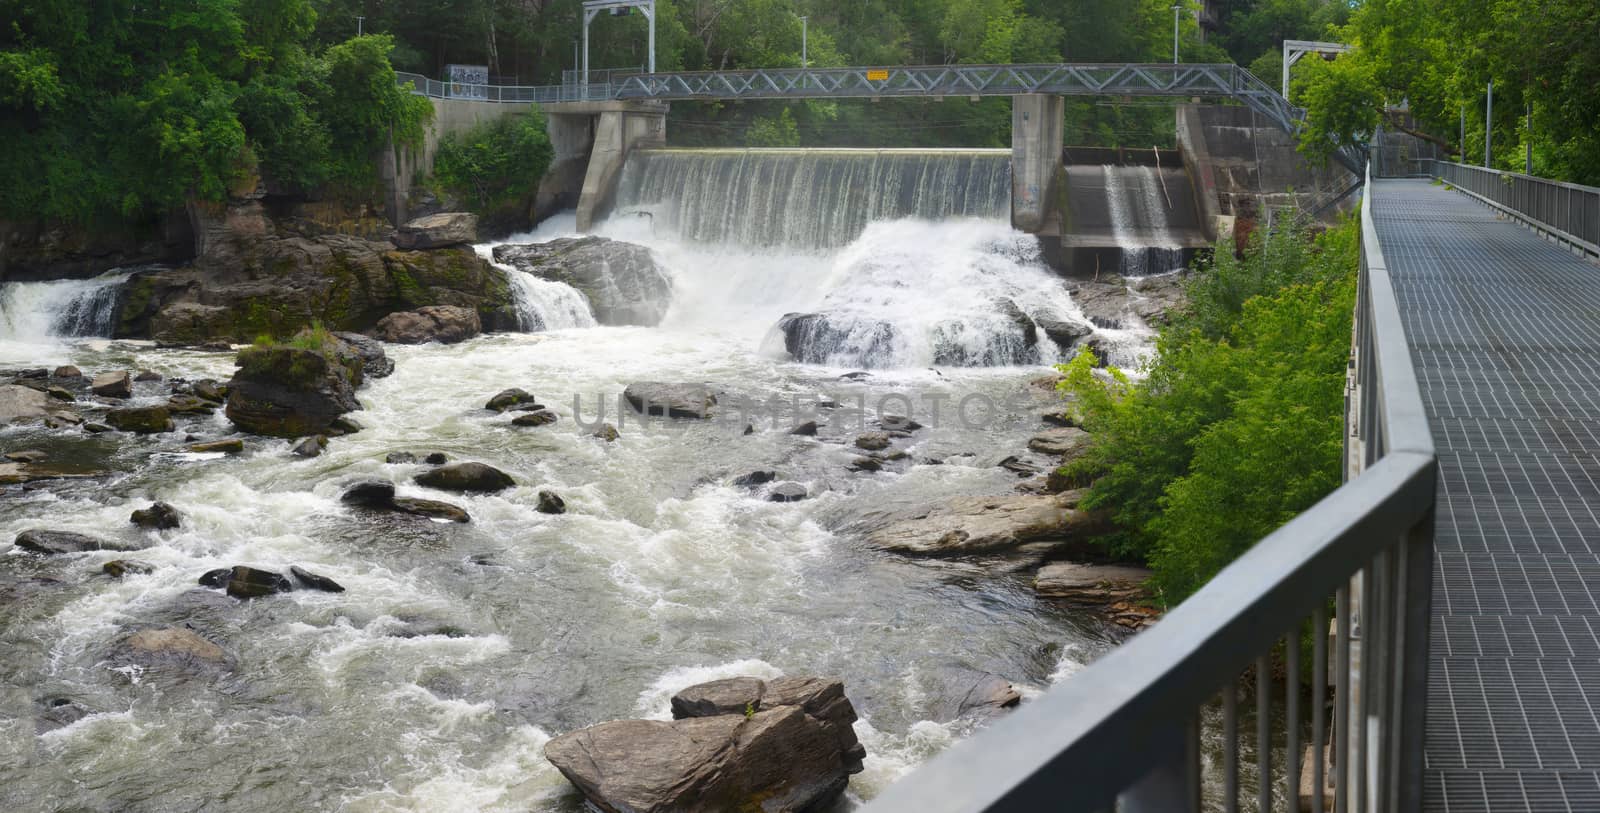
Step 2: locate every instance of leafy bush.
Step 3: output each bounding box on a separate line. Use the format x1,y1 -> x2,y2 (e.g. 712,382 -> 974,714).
1057,217 -> 1359,603
431,111 -> 555,218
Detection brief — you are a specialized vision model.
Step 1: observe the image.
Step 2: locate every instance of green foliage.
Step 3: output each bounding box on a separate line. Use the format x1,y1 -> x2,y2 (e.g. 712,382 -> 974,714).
745,109 -> 802,147
1291,0 -> 1600,184
0,4 -> 429,222
316,35 -> 434,191
432,110 -> 555,214
1293,55 -> 1382,162
0,47 -> 63,110
1057,217 -> 1359,603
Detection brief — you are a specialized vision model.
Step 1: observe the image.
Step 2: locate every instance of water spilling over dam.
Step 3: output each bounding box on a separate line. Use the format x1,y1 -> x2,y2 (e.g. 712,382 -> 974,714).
612,148 -> 1011,250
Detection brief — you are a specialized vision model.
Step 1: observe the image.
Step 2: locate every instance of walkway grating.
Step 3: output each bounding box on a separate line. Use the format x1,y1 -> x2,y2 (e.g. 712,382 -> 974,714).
1374,179 -> 1600,811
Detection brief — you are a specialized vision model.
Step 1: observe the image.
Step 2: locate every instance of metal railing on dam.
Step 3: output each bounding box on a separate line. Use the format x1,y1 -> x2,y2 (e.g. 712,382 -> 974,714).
1432,160 -> 1600,257
863,164 -> 1436,812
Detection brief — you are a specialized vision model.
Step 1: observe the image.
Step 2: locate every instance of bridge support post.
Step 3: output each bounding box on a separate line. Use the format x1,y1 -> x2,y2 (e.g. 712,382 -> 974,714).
1011,94 -> 1064,234
573,103 -> 668,231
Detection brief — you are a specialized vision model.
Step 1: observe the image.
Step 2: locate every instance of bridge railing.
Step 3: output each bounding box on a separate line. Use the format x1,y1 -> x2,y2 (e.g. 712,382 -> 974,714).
862,163 -> 1435,813
1432,161 -> 1600,256
395,71 -> 615,104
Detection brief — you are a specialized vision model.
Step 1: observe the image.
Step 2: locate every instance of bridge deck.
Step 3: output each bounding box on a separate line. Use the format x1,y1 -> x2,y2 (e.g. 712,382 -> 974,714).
1375,179 -> 1600,811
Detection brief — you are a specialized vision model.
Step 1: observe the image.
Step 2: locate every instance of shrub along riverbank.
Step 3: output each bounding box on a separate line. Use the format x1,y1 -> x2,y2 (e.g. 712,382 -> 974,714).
1057,217 -> 1359,605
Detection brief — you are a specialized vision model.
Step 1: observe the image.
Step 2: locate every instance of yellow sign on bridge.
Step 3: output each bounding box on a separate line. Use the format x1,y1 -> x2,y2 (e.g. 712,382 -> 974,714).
866,69 -> 889,81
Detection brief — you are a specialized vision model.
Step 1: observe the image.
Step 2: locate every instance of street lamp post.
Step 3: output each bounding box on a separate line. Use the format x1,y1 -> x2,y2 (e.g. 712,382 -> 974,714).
356,15 -> 364,35
800,16 -> 808,68
1172,4 -> 1181,64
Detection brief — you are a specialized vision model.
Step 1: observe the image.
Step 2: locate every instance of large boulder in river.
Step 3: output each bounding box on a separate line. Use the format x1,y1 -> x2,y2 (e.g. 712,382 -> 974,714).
224,333 -> 364,438
776,312 -> 897,367
414,462 -> 515,493
331,332 -> 394,378
545,676 -> 864,813
623,382 -> 716,419
91,370 -> 133,398
372,305 -> 481,344
390,212 -> 478,249
14,530 -> 125,555
106,405 -> 175,434
493,237 -> 672,326
0,384 -> 66,425
864,491 -> 1096,555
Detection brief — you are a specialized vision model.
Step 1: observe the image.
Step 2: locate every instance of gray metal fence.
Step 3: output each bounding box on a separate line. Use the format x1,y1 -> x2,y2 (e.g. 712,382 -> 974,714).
862,164 -> 1436,812
395,71 -> 616,104
1432,161 -> 1600,256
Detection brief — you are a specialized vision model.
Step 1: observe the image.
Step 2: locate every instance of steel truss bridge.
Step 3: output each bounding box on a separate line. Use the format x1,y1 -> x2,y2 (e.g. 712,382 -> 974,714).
397,62 -> 1365,174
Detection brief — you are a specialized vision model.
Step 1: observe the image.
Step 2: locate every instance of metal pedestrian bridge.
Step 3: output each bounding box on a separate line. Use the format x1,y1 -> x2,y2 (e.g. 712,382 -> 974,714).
396,62 -> 1363,174
859,160 -> 1600,812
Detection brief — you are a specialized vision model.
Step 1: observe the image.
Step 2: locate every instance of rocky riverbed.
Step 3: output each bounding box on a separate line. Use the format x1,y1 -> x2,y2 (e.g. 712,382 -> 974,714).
0,214 -> 1177,811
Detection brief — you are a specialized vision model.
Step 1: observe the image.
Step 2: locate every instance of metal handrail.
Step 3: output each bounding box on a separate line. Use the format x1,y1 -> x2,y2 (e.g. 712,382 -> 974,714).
1431,160 -> 1600,257
864,164 -> 1435,812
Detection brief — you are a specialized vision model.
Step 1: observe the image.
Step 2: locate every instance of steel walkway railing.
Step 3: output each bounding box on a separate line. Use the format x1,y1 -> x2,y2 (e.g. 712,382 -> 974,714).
1431,160 -> 1600,257
396,63 -> 1365,174
861,163 -> 1435,812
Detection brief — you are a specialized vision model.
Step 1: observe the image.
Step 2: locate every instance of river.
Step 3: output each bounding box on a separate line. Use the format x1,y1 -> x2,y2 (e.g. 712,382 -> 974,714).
0,151 -> 1178,811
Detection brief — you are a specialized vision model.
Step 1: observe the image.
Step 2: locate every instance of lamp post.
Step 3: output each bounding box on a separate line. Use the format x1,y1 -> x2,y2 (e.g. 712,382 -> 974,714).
1171,4 -> 1184,64
800,16 -> 808,68
1485,79 -> 1493,168
356,16 -> 364,35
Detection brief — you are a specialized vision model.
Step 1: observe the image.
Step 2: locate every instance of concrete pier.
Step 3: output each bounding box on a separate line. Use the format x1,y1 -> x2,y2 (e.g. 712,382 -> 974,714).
1010,94 -> 1065,233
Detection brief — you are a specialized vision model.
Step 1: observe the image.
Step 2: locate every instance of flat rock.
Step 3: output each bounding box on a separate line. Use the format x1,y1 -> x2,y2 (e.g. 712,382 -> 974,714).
123,627 -> 226,664
391,497 -> 471,523
186,438 -> 244,453
91,370 -> 132,398
854,432 -> 891,451
373,305 -> 481,345
624,382 -> 716,419
865,492 -> 1088,555
545,675 -> 863,813
1034,562 -> 1152,605
0,384 -> 56,424
14,530 -> 121,555
391,212 -> 478,249
1028,426 -> 1091,457
106,405 -> 174,434
592,423 -> 620,442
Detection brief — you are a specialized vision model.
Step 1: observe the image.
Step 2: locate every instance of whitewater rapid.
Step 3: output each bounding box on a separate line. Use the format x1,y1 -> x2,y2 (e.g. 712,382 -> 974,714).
1,211 -> 1141,810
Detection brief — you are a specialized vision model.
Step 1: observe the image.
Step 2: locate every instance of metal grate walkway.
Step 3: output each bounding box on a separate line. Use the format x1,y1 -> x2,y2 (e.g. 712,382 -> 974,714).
1374,179 -> 1600,811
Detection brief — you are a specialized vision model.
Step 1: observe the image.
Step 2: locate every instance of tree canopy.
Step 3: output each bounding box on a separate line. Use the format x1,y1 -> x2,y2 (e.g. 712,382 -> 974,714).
0,1 -> 431,222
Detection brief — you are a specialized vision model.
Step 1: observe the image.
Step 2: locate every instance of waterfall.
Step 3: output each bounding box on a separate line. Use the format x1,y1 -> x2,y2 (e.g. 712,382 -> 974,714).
0,272 -> 129,343
506,271 -> 597,331
612,148 -> 1011,250
1102,165 -> 1185,276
